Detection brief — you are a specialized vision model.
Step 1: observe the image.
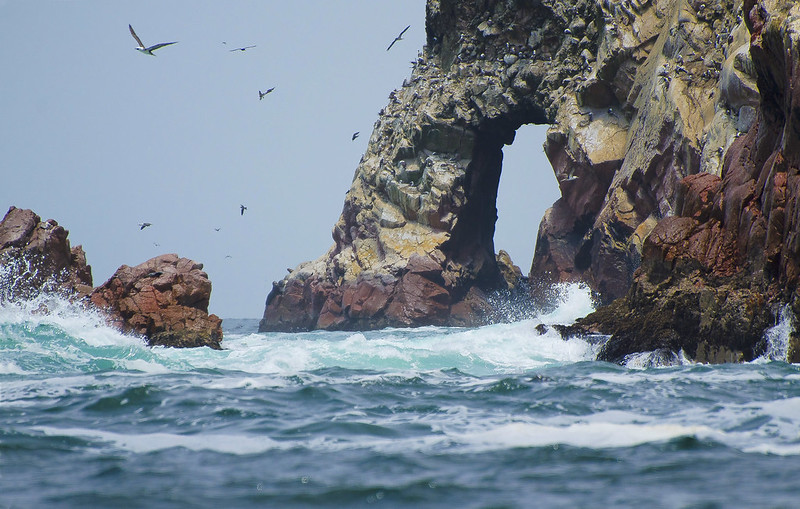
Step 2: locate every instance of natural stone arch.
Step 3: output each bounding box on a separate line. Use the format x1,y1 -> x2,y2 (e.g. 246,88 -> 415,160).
260,0 -> 750,331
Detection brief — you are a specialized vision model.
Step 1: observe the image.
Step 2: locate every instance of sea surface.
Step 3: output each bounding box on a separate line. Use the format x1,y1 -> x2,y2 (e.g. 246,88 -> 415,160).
2,285 -> 800,508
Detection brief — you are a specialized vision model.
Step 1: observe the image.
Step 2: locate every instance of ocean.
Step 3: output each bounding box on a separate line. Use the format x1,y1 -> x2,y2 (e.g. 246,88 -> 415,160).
2,284 -> 799,508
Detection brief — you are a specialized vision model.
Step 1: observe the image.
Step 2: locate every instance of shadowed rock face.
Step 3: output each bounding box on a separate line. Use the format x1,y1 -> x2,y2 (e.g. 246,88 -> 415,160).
91,254 -> 223,350
0,206 -> 93,300
262,0 -> 752,332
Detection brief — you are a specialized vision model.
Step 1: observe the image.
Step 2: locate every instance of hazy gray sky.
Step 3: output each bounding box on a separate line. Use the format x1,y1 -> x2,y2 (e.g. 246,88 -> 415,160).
0,1 -> 557,318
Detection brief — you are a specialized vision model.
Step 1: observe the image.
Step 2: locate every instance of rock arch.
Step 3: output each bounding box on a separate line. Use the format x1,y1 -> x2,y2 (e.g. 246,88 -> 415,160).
260,0 -> 751,331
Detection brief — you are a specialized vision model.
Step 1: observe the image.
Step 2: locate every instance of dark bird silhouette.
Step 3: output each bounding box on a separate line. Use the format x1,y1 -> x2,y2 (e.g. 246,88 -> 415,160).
240,204 -> 247,216
387,25 -> 410,51
229,45 -> 256,52
214,227 -> 221,232
259,87 -> 275,100
138,222 -> 152,230
129,24 -> 177,55
352,132 -> 360,141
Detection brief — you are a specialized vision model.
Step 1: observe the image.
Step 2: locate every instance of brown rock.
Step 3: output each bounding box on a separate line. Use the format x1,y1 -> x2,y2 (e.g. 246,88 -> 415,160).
91,254 -> 223,349
0,206 -> 92,301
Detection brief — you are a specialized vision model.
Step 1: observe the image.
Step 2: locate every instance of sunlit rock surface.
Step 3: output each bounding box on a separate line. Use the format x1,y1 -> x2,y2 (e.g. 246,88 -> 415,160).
573,0 -> 800,363
91,254 -> 223,350
262,0 -> 755,333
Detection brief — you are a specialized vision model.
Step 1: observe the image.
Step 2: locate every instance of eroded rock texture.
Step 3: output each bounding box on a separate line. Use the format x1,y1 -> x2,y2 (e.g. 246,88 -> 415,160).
262,0 -> 754,332
0,206 -> 93,301
91,254 -> 223,349
578,0 -> 800,363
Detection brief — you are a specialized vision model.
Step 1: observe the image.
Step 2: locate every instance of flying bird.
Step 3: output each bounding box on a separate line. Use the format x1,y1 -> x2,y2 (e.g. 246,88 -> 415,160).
259,87 -> 275,100
129,24 -> 177,56
387,25 -> 410,51
229,45 -> 256,52
138,222 -> 152,230
352,132 -> 360,141
240,204 -> 247,215
214,227 -> 221,232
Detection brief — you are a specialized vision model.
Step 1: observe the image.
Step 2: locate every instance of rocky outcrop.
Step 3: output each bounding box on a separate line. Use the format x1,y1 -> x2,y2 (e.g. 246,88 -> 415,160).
261,0 -> 755,332
0,206 -> 93,301
0,207 -> 222,349
91,254 -> 223,349
577,0 -> 800,363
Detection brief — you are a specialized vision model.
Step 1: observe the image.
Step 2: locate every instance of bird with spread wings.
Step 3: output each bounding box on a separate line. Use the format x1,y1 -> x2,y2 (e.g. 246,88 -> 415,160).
129,24 -> 177,55
386,25 -> 410,51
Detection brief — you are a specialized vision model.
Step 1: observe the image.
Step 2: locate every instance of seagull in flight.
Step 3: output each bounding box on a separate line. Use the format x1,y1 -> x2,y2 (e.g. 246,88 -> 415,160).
240,204 -> 247,216
387,25 -> 410,51
259,87 -> 275,100
352,132 -> 360,141
129,24 -> 177,56
138,222 -> 152,230
229,45 -> 256,52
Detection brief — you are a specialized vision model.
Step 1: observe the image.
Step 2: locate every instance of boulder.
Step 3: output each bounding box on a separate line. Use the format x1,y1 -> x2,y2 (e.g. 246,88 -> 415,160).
0,206 -> 92,301
91,254 -> 223,349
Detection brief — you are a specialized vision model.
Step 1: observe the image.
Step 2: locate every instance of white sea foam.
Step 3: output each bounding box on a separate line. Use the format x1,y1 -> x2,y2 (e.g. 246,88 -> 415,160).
623,349 -> 693,369
32,426 -> 285,455
756,305 -> 794,363
454,421 -> 722,451
536,282 -> 596,325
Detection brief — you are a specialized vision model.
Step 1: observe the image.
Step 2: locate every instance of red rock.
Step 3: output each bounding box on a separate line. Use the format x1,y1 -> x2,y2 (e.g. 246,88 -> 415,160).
0,206 -> 93,300
385,272 -> 450,326
90,254 -> 222,349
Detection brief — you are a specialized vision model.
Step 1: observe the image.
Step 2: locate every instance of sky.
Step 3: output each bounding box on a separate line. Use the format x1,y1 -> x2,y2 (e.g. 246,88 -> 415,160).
0,1 -> 558,319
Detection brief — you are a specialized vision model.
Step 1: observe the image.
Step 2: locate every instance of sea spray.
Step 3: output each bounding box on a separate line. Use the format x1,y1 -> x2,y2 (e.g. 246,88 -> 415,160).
758,305 -> 794,362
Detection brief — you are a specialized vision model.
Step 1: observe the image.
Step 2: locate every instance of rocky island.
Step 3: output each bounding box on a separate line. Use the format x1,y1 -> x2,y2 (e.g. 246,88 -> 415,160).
0,207 -> 222,349
261,0 -> 800,363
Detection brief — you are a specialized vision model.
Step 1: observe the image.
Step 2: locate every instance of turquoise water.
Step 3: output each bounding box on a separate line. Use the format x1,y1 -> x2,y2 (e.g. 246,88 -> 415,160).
2,286 -> 800,508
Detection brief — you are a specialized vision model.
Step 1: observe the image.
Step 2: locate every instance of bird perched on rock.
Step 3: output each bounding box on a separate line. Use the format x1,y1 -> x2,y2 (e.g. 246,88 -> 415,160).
129,24 -> 177,56
352,132 -> 360,141
240,204 -> 247,216
387,25 -> 410,51
138,222 -> 152,230
259,87 -> 275,100
229,45 -> 256,52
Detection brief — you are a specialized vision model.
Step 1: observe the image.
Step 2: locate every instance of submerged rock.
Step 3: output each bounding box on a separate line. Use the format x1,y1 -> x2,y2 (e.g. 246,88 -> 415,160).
91,254 -> 223,349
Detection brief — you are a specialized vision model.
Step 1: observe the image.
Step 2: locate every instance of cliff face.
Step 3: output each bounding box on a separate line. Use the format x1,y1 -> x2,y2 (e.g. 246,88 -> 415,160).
580,0 -> 800,363
262,0 -> 756,333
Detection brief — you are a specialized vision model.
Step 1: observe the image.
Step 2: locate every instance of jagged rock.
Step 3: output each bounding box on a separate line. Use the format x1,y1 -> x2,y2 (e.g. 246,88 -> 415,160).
260,0 -> 789,342
577,0 -> 800,362
91,254 -> 223,349
0,206 -> 92,301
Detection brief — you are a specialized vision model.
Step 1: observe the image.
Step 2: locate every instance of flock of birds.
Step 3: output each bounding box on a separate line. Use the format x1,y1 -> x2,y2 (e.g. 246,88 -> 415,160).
129,22 -> 411,246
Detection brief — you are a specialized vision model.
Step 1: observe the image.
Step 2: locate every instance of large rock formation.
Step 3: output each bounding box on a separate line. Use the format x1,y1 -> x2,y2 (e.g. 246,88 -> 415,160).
90,254 -> 223,349
0,206 -> 93,301
575,0 -> 800,363
261,0 -> 755,333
